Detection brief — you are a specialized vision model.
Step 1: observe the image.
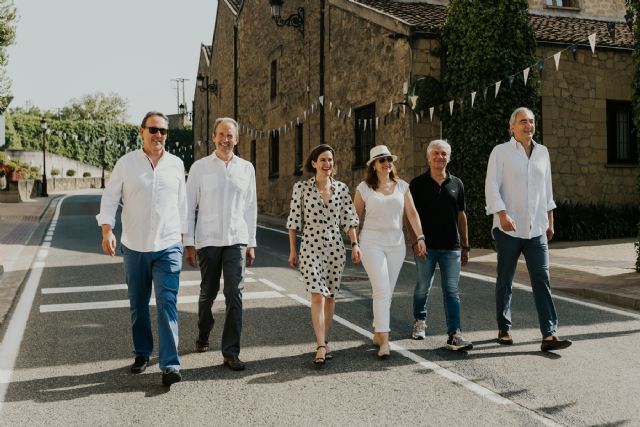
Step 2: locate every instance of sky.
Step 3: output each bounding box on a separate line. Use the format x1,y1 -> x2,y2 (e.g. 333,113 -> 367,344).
7,0 -> 218,124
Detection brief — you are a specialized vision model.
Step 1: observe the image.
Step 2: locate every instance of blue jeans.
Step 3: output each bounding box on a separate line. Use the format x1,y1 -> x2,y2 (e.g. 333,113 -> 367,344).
493,229 -> 558,337
122,243 -> 183,370
412,249 -> 462,335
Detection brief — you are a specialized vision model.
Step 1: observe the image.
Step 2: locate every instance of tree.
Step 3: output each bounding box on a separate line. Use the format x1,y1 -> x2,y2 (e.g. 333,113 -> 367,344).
625,0 -> 640,271
442,0 -> 539,246
60,91 -> 129,121
0,0 -> 17,113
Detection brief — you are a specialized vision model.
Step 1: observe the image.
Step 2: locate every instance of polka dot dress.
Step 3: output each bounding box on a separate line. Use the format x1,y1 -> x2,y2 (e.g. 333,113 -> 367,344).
286,176 -> 359,297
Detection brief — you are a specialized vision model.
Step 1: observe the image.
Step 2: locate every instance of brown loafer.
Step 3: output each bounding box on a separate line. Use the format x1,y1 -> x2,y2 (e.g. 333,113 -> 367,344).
223,356 -> 246,371
497,330 -> 513,345
541,336 -> 572,352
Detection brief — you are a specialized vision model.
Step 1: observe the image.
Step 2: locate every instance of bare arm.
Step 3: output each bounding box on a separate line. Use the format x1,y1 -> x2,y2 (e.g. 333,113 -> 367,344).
404,191 -> 426,257
288,229 -> 298,268
546,210 -> 554,241
347,226 -> 361,264
458,211 -> 469,266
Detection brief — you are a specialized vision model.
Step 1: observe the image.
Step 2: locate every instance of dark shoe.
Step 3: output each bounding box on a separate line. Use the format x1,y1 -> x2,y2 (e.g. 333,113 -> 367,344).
223,356 -> 246,371
162,367 -> 182,386
497,330 -> 513,345
313,345 -> 326,367
130,356 -> 149,374
324,341 -> 333,360
541,336 -> 572,352
445,333 -> 473,351
195,333 -> 209,353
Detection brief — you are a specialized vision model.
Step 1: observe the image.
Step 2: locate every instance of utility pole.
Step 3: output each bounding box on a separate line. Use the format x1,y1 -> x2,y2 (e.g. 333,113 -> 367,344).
170,78 -> 189,114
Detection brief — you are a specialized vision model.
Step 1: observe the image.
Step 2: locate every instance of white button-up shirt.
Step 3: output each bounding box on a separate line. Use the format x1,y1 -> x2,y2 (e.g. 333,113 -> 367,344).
485,137 -> 556,239
96,149 -> 187,252
184,153 -> 257,249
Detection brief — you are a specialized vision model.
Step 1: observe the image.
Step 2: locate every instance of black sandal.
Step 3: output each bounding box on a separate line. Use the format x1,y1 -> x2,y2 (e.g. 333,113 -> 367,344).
314,345 -> 326,366
324,341 -> 334,360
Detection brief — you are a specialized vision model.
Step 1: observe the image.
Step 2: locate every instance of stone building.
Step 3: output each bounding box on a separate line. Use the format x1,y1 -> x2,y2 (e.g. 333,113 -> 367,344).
196,0 -> 637,216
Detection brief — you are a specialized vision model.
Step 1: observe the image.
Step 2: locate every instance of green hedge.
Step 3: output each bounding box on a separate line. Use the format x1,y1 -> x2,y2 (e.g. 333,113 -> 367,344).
553,200 -> 638,241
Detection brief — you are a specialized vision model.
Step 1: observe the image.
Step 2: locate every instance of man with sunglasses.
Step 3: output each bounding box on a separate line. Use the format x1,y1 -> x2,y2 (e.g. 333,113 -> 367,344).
406,140 -> 473,351
184,117 -> 257,371
97,111 -> 187,386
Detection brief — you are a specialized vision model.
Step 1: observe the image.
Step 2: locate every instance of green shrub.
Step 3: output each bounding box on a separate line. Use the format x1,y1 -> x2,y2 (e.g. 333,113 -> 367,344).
51,168 -> 60,176
66,169 -> 76,177
553,200 -> 639,241
82,171 -> 91,177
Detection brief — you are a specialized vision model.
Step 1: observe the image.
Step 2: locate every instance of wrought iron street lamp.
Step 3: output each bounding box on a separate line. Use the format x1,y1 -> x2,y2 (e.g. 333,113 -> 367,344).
40,118 -> 49,197
197,73 -> 219,156
269,0 -> 304,36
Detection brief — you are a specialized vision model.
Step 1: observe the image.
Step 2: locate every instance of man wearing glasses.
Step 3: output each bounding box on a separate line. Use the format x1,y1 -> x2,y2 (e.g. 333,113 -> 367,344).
184,117 -> 257,371
97,111 -> 187,386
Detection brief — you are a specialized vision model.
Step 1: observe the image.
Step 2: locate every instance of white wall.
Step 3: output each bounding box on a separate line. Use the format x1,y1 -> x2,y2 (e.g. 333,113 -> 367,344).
5,150 -> 105,178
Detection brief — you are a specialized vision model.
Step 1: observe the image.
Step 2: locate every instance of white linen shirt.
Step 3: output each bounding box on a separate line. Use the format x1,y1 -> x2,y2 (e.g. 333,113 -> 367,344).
96,149 -> 188,252
184,153 -> 257,249
485,137 -> 557,239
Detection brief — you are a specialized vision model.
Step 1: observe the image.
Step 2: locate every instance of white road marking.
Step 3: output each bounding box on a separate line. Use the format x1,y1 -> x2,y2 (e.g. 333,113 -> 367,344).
0,196 -> 66,412
39,291 -> 283,313
263,278 -> 563,427
40,278 -> 256,294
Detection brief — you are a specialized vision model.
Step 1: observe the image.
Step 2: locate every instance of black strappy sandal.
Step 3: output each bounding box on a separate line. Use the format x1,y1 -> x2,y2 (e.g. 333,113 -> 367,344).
314,345 -> 327,367
324,341 -> 334,360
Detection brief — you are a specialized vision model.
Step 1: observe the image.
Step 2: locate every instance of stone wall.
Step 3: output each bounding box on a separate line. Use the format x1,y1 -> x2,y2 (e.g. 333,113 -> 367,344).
528,0 -> 626,17
538,44 -> 637,205
5,150 -> 104,178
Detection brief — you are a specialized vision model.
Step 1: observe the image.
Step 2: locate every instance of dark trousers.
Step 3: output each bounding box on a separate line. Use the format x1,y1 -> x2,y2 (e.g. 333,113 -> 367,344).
493,228 -> 558,337
197,244 -> 246,358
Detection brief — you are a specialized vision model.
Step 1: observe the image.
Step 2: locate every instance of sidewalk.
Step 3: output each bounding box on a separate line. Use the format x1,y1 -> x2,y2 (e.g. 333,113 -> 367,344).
1,200 -> 638,330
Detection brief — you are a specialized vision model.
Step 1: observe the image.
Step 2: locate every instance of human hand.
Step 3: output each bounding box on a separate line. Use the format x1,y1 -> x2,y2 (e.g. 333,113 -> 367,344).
461,248 -> 469,266
246,247 -> 256,267
546,227 -> 554,242
351,245 -> 362,264
499,212 -> 517,232
288,251 -> 298,268
101,231 -> 117,256
184,246 -> 198,267
415,240 -> 426,259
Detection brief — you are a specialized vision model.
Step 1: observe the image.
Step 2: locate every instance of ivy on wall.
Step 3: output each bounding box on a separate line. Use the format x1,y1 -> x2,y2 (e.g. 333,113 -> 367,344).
442,0 -> 540,247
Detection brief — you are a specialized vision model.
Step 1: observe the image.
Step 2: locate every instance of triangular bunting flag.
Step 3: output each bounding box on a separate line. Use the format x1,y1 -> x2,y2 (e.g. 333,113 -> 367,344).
409,95 -> 418,110
348,108 -> 352,118
329,101 -> 333,111
402,104 -> 406,115
483,87 -> 488,100
389,102 -> 393,113
376,117 -> 379,129
494,81 -> 501,98
319,96 -> 324,106
449,100 -> 454,116
553,51 -> 561,70
471,91 -> 477,108
364,120 -> 367,131
311,103 -> 315,113
523,67 -> 530,86
429,107 -> 434,121
588,33 -> 596,54
415,113 -> 419,123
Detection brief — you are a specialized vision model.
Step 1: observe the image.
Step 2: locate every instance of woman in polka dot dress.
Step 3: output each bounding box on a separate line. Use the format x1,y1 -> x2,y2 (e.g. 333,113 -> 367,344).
354,145 -> 426,359
287,144 -> 361,366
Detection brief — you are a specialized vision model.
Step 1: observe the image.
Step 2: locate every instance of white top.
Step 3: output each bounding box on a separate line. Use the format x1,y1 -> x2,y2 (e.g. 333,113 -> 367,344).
485,137 -> 557,239
96,149 -> 187,252
184,153 -> 257,248
357,179 -> 409,246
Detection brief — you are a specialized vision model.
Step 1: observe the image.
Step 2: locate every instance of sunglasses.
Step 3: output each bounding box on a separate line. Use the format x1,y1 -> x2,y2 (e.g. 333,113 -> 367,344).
377,156 -> 394,163
146,126 -> 168,136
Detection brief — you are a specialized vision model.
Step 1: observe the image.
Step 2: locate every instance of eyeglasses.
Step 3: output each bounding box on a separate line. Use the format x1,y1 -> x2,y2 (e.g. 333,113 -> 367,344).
146,127 -> 168,136
377,156 -> 394,163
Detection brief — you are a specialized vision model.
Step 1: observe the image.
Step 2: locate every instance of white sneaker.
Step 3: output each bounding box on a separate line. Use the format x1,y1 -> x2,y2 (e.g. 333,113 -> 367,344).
411,320 -> 426,340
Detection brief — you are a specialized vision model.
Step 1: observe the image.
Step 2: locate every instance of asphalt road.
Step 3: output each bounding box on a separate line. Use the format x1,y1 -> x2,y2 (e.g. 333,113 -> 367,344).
1,194 -> 639,426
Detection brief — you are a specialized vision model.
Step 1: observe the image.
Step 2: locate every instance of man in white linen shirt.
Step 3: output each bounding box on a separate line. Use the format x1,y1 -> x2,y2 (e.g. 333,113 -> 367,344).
97,111 -> 187,386
184,117 -> 257,371
485,107 -> 571,352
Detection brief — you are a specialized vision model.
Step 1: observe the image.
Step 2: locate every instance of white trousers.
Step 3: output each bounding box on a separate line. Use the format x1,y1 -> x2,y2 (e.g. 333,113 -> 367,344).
360,242 -> 406,333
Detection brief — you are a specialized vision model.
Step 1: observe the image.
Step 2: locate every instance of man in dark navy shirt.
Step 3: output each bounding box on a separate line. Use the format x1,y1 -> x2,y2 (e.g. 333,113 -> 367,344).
406,140 -> 473,351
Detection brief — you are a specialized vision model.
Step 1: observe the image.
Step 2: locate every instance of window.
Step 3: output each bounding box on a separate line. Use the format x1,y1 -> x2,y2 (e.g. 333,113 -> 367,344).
269,130 -> 280,178
545,0 -> 577,8
270,60 -> 277,102
250,139 -> 256,169
294,124 -> 303,175
353,103 -> 376,168
607,101 -> 637,165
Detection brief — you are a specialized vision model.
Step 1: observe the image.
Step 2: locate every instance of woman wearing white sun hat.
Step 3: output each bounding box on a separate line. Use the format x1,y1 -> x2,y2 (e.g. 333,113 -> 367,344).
354,145 -> 426,358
